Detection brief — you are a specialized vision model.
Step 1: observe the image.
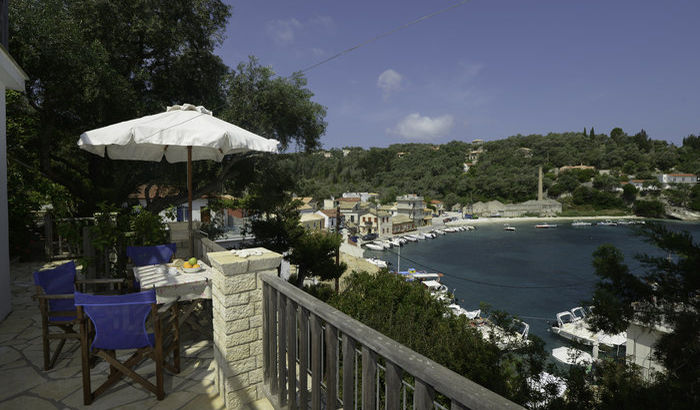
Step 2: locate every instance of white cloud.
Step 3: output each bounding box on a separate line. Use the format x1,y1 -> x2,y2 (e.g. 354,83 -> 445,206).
266,18 -> 302,45
377,69 -> 403,98
389,113 -> 455,140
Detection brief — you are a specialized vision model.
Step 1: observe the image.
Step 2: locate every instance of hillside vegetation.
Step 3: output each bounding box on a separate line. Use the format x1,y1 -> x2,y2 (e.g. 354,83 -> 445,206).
284,130 -> 700,212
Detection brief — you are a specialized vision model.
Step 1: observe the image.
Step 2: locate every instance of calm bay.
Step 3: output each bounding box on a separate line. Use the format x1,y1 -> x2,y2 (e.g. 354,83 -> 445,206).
366,220 -> 700,351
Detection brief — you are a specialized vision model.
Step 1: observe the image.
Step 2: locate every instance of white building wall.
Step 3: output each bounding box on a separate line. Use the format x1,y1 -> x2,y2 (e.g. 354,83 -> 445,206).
0,47 -> 28,320
626,322 -> 667,381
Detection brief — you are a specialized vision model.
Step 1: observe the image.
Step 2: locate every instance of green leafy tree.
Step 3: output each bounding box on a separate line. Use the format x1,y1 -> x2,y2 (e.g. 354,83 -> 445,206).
9,0 -> 231,213
587,224 -> 700,409
622,184 -> 638,204
289,231 -> 346,288
690,184 -> 700,211
633,199 -> 665,217
329,272 -> 547,406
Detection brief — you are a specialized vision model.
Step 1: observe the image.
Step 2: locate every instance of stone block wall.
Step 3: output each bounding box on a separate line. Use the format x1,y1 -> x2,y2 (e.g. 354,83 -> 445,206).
209,248 -> 282,409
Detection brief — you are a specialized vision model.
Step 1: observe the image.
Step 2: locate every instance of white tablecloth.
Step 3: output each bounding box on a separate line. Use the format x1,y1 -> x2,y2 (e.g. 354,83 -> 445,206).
133,262 -> 213,304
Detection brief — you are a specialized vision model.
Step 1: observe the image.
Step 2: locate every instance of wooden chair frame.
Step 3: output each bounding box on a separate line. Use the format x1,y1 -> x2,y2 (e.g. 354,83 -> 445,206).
34,278 -> 127,371
77,300 -> 180,405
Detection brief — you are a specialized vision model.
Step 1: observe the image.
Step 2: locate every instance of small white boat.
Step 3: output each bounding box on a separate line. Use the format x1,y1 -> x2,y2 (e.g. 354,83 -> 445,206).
504,225 -> 516,231
389,239 -> 402,247
403,235 -> 418,242
477,318 -> 531,350
552,346 -> 593,366
571,221 -> 592,227
434,229 -> 446,235
365,258 -> 387,268
535,223 -> 557,229
466,225 -> 476,231
376,240 -> 391,249
551,308 -> 626,347
597,220 -> 617,226
364,243 -> 384,251
443,227 -> 458,233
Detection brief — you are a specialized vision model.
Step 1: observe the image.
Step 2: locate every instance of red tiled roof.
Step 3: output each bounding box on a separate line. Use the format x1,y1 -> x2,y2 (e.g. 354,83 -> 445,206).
320,209 -> 338,217
667,173 -> 696,177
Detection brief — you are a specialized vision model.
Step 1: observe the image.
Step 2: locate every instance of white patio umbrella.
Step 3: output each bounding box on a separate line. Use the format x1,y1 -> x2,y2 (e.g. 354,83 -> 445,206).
78,103 -> 279,254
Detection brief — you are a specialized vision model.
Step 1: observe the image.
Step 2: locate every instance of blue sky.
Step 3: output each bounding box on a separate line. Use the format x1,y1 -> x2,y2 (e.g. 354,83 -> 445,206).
216,0 -> 700,149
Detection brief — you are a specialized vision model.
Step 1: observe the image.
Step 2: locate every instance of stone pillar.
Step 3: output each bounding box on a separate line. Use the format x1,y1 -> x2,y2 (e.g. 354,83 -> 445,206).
209,248 -> 282,409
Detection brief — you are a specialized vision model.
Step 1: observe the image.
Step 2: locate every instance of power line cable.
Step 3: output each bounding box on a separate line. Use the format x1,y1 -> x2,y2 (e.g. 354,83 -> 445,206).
296,0 -> 472,75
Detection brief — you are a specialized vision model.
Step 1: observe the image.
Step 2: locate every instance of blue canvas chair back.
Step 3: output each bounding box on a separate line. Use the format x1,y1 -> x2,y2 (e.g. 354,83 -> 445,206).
33,261 -> 77,321
126,243 -> 176,266
74,289 -> 156,351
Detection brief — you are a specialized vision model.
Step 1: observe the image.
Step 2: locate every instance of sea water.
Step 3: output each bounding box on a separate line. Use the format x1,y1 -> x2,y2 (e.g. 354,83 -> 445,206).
366,221 -> 700,352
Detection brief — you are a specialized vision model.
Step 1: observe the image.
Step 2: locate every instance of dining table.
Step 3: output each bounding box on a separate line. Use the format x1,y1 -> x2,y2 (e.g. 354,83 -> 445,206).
133,261 -> 213,325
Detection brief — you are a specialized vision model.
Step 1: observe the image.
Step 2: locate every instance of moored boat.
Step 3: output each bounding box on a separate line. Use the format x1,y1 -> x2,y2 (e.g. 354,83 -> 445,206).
571,221 -> 592,227
552,346 -> 593,366
535,223 -> 557,229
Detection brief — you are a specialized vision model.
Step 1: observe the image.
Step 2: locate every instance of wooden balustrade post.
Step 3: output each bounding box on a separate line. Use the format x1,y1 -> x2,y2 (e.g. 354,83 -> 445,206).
362,347 -> 377,410
342,334 -> 356,410
325,324 -> 338,409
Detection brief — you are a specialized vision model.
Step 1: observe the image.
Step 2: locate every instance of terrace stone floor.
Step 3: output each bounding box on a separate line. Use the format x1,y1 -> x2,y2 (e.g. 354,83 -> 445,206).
0,260 -> 269,410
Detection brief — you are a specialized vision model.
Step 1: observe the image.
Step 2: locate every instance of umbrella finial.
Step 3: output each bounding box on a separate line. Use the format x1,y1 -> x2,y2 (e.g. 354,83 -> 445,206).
166,104 -> 212,116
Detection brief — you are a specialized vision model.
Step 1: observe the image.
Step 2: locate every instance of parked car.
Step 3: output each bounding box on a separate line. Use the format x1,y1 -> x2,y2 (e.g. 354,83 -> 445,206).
362,233 -> 378,241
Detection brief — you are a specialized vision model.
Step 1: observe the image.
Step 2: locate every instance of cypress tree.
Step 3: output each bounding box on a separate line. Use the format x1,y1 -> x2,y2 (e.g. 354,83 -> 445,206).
590,127 -> 595,138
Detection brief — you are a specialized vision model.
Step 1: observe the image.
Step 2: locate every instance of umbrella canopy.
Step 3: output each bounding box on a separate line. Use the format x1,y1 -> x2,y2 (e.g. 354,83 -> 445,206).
78,104 -> 278,162
78,104 -> 279,254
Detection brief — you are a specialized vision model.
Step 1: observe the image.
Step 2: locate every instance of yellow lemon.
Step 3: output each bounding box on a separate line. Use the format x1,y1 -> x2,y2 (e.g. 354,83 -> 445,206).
183,262 -> 192,269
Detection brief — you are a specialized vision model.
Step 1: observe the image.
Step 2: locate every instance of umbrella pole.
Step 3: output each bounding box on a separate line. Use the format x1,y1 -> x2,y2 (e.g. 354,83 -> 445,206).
188,146 -> 193,257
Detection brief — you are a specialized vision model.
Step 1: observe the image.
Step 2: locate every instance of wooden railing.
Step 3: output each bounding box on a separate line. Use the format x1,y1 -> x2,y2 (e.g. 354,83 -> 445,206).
261,274 -> 522,410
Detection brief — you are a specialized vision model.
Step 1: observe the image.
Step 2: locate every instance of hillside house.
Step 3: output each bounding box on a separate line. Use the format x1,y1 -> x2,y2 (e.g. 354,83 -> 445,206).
300,212 -> 325,231
396,194 -> 427,226
318,208 -> 339,231
391,214 -> 414,234
658,173 -> 698,188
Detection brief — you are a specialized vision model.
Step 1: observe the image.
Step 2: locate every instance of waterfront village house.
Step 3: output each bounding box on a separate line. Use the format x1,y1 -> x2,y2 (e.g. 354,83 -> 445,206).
342,192 -> 379,203
358,210 -> 375,235
396,194 -> 427,227
338,197 -> 361,224
422,209 -> 433,226
294,196 -> 317,214
317,208 -> 339,231
430,199 -> 445,215
358,209 -> 393,236
0,26 -> 29,320
323,198 -> 339,210
502,199 -> 562,217
471,200 -> 505,217
625,180 -> 659,192
300,212 -> 325,230
626,319 -> 672,381
392,214 -> 415,234
657,173 -> 698,188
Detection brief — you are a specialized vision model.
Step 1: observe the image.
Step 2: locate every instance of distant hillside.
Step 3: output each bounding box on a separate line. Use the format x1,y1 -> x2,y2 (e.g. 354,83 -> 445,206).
281,130 -> 699,209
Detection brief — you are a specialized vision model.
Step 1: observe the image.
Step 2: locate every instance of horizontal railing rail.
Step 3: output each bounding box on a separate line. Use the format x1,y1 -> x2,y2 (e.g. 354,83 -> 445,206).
261,273 -> 522,410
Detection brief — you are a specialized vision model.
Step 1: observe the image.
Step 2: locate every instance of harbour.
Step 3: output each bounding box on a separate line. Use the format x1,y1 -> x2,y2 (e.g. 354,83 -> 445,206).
365,220 -> 700,354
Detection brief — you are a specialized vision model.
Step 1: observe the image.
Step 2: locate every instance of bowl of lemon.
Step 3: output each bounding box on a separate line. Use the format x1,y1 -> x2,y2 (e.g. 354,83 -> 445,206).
182,257 -> 202,273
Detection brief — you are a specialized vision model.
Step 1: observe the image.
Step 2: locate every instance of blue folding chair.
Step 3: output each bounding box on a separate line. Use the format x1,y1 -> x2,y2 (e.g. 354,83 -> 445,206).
126,243 -> 176,266
33,261 -> 79,370
75,289 -> 173,404
33,261 -> 128,370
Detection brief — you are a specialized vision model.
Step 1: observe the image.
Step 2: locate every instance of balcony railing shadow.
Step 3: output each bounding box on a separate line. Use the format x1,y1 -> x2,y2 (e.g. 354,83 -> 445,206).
259,273 -> 522,410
